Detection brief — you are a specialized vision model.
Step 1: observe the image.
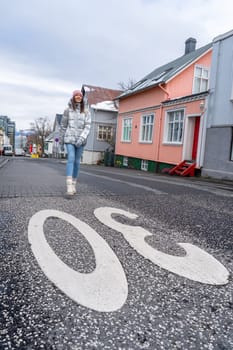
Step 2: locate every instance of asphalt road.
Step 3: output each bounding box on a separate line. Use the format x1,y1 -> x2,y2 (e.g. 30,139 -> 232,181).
0,157 -> 232,350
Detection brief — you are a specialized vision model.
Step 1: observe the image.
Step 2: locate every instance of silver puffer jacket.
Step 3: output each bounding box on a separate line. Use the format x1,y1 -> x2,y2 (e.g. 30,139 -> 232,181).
59,100 -> 91,145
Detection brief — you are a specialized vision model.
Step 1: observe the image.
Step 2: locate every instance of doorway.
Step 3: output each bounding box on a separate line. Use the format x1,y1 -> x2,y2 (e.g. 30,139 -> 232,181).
192,117 -> 200,160
183,116 -> 201,162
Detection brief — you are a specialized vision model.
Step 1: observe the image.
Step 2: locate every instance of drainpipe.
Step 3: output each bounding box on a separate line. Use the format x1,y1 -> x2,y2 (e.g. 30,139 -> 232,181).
156,84 -> 169,172
92,107 -> 96,165
158,84 -> 170,100
156,104 -> 163,173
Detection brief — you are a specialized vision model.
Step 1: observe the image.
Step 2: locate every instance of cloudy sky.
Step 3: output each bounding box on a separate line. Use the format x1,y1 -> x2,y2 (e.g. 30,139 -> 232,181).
1,0 -> 233,130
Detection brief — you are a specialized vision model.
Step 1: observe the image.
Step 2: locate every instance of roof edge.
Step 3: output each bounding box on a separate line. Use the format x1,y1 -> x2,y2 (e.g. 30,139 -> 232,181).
213,29 -> 233,43
116,42 -> 212,100
115,81 -> 165,100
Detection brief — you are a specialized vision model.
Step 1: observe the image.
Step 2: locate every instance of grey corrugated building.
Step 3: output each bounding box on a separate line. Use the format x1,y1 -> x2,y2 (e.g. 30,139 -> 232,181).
202,29 -> 233,180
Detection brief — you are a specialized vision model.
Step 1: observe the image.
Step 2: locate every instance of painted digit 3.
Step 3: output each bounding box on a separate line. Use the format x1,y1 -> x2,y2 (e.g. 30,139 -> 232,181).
94,207 -> 229,286
28,207 -> 229,312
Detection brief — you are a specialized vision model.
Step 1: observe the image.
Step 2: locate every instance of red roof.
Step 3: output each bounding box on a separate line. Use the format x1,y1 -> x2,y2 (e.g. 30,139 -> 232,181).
82,84 -> 122,105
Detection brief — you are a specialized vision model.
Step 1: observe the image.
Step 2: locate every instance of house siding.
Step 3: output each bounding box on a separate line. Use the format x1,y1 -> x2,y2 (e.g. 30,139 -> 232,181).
116,108 -> 159,160
119,88 -> 165,113
202,30 -> 233,180
159,99 -> 204,164
168,51 -> 212,98
116,48 -> 212,172
86,109 -> 117,153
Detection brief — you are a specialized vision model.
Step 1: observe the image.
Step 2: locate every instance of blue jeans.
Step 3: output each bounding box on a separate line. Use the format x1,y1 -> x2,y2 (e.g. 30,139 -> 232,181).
66,144 -> 84,178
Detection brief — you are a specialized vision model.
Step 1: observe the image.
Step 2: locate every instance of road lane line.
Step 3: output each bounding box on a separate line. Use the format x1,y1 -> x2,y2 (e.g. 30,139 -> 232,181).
81,169 -> 233,197
81,171 -> 166,195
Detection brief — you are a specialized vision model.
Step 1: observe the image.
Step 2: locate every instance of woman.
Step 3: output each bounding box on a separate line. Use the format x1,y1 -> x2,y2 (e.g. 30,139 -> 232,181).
60,89 -> 91,196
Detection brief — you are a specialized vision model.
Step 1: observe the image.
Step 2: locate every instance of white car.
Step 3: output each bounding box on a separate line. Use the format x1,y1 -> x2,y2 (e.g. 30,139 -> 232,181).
15,148 -> 25,156
3,145 -> 13,156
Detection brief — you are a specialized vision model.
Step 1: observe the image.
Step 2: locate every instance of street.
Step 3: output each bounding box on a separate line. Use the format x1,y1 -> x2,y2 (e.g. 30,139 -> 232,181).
0,157 -> 232,350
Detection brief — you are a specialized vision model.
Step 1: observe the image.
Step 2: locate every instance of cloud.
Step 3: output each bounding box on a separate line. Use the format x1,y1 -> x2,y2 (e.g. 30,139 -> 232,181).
0,0 -> 233,130
0,53 -> 80,129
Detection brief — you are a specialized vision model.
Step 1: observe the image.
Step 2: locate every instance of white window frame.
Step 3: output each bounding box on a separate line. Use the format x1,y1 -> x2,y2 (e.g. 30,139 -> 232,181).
97,125 -> 113,142
122,117 -> 132,142
193,65 -> 209,94
141,159 -> 148,171
164,109 -> 184,144
140,114 -> 154,143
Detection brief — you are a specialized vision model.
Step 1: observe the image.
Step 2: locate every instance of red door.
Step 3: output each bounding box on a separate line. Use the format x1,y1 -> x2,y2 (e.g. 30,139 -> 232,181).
192,117 -> 200,160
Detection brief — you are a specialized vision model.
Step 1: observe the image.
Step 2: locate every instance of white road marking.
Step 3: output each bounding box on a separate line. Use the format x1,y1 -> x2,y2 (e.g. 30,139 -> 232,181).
28,209 -> 128,312
81,171 -> 166,195
94,207 -> 229,285
81,169 -> 233,197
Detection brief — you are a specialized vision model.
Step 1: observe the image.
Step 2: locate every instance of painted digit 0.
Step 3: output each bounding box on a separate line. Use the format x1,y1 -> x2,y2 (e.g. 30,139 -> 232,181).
94,207 -> 229,285
28,209 -> 128,312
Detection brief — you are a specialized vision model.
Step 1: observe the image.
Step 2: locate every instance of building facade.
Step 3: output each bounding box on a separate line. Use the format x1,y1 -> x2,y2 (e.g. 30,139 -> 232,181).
0,115 -> 16,152
85,101 -> 119,164
81,85 -> 122,164
45,85 -> 122,163
202,30 -> 233,180
115,39 -> 212,174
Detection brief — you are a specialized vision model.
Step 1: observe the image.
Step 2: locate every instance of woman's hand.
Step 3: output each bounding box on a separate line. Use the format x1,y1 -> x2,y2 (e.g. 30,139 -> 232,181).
76,136 -> 85,147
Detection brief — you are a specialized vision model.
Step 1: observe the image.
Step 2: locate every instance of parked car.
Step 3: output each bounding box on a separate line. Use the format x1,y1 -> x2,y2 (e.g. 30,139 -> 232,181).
14,148 -> 25,156
3,145 -> 13,156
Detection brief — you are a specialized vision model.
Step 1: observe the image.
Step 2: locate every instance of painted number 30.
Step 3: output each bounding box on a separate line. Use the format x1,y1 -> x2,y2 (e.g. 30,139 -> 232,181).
28,207 -> 229,312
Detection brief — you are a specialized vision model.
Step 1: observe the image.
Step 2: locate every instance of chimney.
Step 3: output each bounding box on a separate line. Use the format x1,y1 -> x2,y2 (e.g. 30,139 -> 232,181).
185,37 -> 197,54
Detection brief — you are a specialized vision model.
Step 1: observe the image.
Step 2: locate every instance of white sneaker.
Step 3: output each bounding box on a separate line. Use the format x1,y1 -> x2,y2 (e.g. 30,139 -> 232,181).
66,178 -> 74,196
72,179 -> 77,194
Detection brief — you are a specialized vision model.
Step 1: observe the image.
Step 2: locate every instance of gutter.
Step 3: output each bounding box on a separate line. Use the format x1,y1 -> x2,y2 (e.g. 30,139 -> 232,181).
115,81 -> 166,100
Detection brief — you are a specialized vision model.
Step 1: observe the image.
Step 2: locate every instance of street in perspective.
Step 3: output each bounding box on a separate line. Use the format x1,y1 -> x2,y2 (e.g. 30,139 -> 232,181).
0,156 -> 232,350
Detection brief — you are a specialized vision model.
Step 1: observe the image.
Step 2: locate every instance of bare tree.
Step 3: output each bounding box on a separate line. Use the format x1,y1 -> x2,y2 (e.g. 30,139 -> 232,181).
30,117 -> 52,154
118,77 -> 136,91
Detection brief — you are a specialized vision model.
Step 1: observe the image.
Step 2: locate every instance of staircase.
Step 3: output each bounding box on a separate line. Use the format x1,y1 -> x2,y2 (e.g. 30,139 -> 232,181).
168,160 -> 196,177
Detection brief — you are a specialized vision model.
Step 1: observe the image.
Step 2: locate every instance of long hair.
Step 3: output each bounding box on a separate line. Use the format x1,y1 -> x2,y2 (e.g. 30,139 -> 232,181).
71,93 -> 85,112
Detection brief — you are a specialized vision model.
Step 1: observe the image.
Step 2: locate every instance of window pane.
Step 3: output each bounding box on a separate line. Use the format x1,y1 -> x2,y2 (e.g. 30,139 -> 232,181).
201,79 -> 208,91
196,67 -> 202,77
194,78 -> 201,93
168,123 -> 173,141
194,66 -> 209,93
98,125 -> 113,141
166,110 -> 184,143
122,118 -> 132,141
141,114 -> 154,141
203,69 -> 209,78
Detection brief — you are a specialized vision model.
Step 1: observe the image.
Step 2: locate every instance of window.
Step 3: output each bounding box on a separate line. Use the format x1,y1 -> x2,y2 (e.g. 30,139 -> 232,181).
122,118 -> 132,142
123,157 -> 128,166
193,65 -> 209,93
140,114 -> 154,142
165,109 -> 184,143
97,125 -> 113,141
141,160 -> 148,171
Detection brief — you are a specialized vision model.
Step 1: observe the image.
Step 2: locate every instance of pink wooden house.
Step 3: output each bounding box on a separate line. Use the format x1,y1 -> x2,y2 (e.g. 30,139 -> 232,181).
115,38 -> 212,176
